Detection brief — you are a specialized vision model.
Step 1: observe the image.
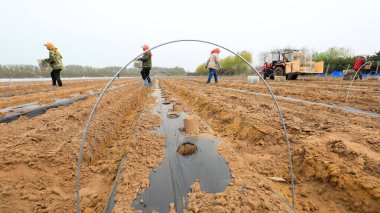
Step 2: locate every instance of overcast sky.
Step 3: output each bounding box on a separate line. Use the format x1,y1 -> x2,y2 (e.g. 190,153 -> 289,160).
0,0 -> 379,71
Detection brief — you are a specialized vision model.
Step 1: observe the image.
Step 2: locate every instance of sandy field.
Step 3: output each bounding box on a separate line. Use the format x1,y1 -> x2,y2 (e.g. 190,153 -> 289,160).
0,77 -> 379,212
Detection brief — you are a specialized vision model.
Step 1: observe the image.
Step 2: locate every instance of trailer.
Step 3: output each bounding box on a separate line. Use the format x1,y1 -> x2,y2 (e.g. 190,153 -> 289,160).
259,49 -> 324,80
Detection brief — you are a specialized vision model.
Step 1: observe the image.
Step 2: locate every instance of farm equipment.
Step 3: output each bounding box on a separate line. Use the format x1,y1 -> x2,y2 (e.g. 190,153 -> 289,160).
259,49 -> 324,80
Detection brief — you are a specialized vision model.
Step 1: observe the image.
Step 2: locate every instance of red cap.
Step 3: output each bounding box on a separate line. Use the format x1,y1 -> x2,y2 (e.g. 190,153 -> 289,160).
142,44 -> 149,51
211,48 -> 221,54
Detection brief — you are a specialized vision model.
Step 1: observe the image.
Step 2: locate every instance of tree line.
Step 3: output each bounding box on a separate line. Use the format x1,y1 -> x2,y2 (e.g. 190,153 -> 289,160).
194,48 -> 380,76
194,50 -> 254,75
2,48 -> 379,78
312,48 -> 380,74
0,64 -> 187,78
257,47 -> 380,74
195,51 -> 255,75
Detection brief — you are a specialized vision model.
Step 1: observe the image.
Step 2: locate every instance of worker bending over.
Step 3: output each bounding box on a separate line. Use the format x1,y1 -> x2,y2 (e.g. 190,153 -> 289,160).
353,55 -> 367,80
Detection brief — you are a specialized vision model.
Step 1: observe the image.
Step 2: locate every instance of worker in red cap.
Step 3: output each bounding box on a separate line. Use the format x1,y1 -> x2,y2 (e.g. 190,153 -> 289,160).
353,55 -> 367,80
205,48 -> 221,84
137,44 -> 153,87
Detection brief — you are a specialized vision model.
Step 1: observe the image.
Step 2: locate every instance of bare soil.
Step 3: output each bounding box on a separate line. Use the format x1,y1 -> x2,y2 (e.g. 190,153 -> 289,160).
177,143 -> 198,156
0,77 -> 379,212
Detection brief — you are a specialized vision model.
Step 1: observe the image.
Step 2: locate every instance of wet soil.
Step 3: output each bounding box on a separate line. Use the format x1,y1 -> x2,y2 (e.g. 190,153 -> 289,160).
130,86 -> 231,212
177,142 -> 198,156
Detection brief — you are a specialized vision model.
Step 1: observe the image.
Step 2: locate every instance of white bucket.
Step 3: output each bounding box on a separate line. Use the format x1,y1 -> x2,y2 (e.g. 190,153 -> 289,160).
247,76 -> 259,83
133,60 -> 142,68
37,59 -> 52,71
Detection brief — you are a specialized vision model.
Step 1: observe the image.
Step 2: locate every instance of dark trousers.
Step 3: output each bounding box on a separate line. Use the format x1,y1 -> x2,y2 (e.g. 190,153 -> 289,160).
51,69 -> 63,86
141,67 -> 152,83
354,69 -> 363,80
207,68 -> 218,83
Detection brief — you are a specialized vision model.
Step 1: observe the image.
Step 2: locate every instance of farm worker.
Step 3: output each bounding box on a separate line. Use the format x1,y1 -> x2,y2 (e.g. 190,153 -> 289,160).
43,42 -> 64,86
205,48 -> 221,84
353,55 -> 367,80
137,44 -> 153,87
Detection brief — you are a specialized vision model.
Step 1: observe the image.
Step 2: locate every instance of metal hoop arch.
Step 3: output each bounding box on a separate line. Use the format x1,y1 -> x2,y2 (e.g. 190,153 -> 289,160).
76,39 -> 296,212
344,62 -> 372,107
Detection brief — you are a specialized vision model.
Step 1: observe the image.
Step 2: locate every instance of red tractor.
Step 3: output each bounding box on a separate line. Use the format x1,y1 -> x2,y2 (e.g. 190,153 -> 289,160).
259,49 -> 300,80
259,49 -> 324,80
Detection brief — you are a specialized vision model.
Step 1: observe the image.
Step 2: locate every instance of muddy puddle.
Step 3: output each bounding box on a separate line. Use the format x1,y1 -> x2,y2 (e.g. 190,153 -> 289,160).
132,83 -> 231,213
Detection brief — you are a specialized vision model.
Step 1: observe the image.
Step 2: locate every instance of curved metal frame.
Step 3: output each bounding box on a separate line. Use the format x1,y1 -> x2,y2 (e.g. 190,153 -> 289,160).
344,62 -> 372,107
76,40 -> 296,212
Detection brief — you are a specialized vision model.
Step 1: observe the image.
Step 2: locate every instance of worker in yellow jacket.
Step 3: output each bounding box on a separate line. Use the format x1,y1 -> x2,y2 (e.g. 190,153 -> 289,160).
43,42 -> 64,86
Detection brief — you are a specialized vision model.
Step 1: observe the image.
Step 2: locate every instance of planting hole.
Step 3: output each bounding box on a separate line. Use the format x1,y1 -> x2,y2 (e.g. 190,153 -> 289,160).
167,113 -> 179,119
177,142 -> 198,156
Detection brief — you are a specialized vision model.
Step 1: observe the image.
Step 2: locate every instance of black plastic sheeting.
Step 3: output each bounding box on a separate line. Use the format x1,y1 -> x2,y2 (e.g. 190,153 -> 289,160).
0,102 -> 40,114
0,83 -> 132,124
132,88 -> 231,213
103,156 -> 128,213
0,96 -> 87,123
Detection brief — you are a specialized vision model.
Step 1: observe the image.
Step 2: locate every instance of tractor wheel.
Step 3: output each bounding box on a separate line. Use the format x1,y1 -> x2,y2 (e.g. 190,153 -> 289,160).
286,73 -> 298,80
262,72 -> 268,79
264,68 -> 273,80
274,67 -> 285,77
290,74 -> 298,80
